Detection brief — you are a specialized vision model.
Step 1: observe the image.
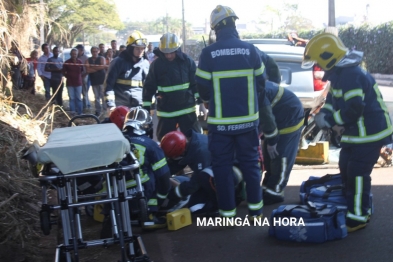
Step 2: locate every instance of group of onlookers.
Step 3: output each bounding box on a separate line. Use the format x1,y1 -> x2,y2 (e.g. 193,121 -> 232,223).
20,39 -> 129,116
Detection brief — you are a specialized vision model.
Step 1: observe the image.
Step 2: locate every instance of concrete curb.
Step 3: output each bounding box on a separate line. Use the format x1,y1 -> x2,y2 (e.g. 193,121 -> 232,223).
371,74 -> 393,87
292,164 -> 338,170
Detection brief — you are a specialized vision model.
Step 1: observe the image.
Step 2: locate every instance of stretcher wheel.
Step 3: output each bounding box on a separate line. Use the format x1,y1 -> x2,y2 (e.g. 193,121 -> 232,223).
40,211 -> 52,235
138,198 -> 148,226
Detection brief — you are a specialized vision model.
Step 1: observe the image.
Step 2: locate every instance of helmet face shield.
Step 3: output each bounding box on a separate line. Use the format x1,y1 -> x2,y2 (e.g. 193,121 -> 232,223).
126,31 -> 147,47
123,106 -> 152,134
301,60 -> 315,69
131,38 -> 147,47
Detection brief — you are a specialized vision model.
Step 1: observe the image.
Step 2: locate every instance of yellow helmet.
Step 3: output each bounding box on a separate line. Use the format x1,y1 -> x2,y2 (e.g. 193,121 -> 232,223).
159,33 -> 182,53
302,33 -> 347,71
210,5 -> 238,30
126,30 -> 147,47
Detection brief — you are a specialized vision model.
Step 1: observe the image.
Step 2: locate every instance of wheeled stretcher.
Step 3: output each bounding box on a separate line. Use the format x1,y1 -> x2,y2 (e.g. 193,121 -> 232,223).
27,123 -> 151,262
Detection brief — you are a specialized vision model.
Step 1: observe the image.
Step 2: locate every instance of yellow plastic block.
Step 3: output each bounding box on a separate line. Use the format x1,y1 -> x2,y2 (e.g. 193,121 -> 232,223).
93,204 -> 105,223
166,208 -> 192,231
295,141 -> 329,165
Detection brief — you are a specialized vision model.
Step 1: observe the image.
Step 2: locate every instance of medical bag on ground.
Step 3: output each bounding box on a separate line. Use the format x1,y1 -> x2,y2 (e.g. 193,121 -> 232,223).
299,174 -> 374,214
269,204 -> 347,243
299,174 -> 342,204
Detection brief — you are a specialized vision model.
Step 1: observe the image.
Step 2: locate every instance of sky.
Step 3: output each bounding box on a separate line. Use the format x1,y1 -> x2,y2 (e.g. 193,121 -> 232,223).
113,0 -> 392,27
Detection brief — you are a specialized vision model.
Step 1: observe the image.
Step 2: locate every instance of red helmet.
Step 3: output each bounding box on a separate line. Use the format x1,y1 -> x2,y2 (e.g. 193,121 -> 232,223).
109,106 -> 130,129
160,131 -> 187,158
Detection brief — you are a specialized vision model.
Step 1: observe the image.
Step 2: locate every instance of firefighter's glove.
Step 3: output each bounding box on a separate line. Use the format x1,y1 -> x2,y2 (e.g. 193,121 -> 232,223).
332,125 -> 345,136
267,143 -> 279,159
199,103 -> 208,120
314,112 -> 331,130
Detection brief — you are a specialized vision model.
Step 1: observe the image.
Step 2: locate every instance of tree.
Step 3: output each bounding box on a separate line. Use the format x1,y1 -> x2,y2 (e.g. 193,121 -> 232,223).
45,0 -> 124,47
258,2 -> 317,33
117,17 -> 194,42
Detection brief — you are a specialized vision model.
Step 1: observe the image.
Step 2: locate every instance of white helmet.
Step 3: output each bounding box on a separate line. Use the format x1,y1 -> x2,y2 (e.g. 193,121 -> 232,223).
159,33 -> 182,53
123,106 -> 152,135
210,5 -> 238,30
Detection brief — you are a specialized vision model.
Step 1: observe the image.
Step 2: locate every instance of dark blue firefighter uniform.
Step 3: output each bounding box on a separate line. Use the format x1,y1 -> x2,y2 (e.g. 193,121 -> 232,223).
166,129 -> 211,176
195,26 -> 265,217
170,167 -> 243,214
261,81 -> 304,201
123,129 -> 171,212
321,64 -> 393,226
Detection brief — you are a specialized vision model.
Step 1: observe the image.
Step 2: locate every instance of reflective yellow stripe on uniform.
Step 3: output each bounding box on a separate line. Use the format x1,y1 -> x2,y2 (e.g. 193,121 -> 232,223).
175,186 -> 182,198
374,83 -> 392,130
264,128 -> 278,138
152,157 -> 167,171
157,193 -> 168,199
254,63 -> 265,76
275,157 -> 287,192
148,199 -> 157,206
158,83 -> 189,92
208,112 -> 259,125
331,88 -> 342,98
116,79 -> 143,86
134,144 -> 146,166
143,101 -> 152,106
341,125 -> 393,144
357,116 -> 366,137
279,118 -> 304,134
212,69 -> 256,119
344,88 -> 364,101
323,103 -> 335,113
125,173 -> 150,188
248,201 -> 263,211
157,106 -> 196,117
196,68 -> 212,80
271,86 -> 284,107
333,110 -> 344,125
219,208 -> 236,217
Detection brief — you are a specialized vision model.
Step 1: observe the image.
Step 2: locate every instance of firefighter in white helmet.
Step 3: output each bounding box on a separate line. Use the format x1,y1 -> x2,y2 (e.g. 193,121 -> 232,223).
142,32 -> 204,141
105,30 -> 150,110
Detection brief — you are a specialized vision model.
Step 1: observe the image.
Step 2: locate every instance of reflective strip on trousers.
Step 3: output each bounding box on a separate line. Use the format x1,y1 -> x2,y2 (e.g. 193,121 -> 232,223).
219,208 -> 236,217
248,201 -> 263,211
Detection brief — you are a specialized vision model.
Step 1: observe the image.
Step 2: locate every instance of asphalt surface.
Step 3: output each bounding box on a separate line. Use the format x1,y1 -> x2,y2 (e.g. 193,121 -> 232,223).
138,167 -> 393,262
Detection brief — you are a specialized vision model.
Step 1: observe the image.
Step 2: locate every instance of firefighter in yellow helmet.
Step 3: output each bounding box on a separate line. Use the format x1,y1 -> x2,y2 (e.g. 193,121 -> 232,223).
142,32 -> 203,141
104,30 -> 150,111
304,33 -> 393,232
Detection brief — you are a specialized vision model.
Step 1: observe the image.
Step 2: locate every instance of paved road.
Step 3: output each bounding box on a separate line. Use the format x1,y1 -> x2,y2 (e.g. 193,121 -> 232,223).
379,85 -> 393,101
138,166 -> 393,262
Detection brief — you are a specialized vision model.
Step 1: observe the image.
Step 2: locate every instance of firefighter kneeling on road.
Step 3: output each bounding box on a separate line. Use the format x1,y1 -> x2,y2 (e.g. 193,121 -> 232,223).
122,106 -> 174,229
303,33 -> 393,232
259,80 -> 304,205
160,130 -> 244,215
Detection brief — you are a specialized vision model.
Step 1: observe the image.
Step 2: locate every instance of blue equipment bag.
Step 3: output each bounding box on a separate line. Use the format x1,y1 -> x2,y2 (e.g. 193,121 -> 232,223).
299,174 -> 341,204
299,174 -> 374,214
269,204 -> 347,243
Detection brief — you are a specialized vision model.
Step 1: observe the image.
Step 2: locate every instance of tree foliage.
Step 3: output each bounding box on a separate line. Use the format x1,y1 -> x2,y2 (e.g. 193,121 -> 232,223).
258,2 -> 317,33
117,16 -> 194,43
45,0 -> 124,47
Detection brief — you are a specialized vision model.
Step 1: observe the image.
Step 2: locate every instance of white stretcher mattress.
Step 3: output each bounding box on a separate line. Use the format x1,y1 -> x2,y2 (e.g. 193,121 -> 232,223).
37,123 -> 130,174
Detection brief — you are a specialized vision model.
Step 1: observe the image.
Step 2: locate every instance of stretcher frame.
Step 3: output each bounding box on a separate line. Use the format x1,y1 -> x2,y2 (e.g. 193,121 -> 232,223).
38,152 -> 150,262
